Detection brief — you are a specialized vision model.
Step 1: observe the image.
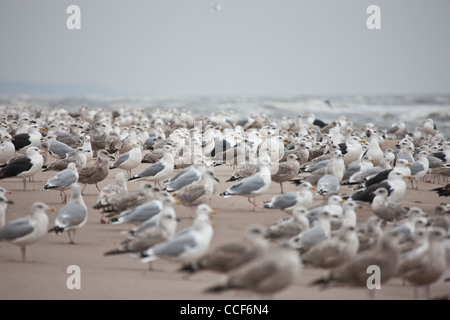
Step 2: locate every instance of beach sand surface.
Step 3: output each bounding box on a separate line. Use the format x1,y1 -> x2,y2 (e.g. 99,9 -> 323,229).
1,140 -> 449,300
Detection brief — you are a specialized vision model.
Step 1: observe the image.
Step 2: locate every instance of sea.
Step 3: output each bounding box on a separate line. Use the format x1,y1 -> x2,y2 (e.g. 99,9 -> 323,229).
1,94 -> 450,139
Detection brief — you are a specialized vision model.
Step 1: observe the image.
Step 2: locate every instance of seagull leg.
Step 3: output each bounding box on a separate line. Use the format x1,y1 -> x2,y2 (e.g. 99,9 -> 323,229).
22,178 -> 27,191
280,182 -> 284,194
100,213 -> 106,224
81,184 -> 87,195
20,245 -> 26,262
95,183 -> 101,193
68,230 -> 76,244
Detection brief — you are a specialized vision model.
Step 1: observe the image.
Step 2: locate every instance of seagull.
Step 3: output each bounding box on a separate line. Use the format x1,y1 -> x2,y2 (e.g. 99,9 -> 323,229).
48,184 -> 88,244
0,202 -> 49,262
301,225 -> 359,270
409,150 -> 430,190
42,147 -> 87,172
0,194 -> 14,227
173,167 -> 218,209
316,163 -> 340,195
0,146 -> 45,190
110,142 -> 143,178
107,191 -> 170,226
310,230 -> 404,299
0,134 -> 15,165
129,145 -> 174,188
264,206 -> 310,240
386,120 -> 406,138
92,171 -> 128,223
102,182 -> 155,218
204,241 -> 301,298
363,158 -> 412,189
42,162 -> 79,203
44,134 -> 76,159
139,204 -> 215,269
271,154 -> 300,194
396,228 -> 447,299
12,125 -> 43,153
263,181 -> 315,211
104,197 -> 178,256
289,210 -> 331,254
164,164 -> 203,193
370,188 -> 409,223
349,170 -> 410,203
219,156 -> 271,211
179,224 -> 268,275
78,149 -> 110,194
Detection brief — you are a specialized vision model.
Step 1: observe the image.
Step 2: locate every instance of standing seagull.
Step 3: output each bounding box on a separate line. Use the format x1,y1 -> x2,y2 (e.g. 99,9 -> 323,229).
139,204 -> 215,269
0,202 -> 49,262
78,150 -> 110,194
271,154 -> 300,194
0,146 -> 45,190
219,156 -> 272,211
129,145 -> 174,188
109,142 -> 143,178
93,172 -> 128,223
12,125 -> 43,153
48,184 -> 88,244
409,151 -> 430,190
43,162 -> 79,203
204,241 -> 301,298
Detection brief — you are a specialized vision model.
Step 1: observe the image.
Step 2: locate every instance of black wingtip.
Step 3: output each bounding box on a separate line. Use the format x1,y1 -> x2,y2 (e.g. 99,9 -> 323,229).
178,263 -> 197,273
203,284 -> 228,294
48,226 -> 64,234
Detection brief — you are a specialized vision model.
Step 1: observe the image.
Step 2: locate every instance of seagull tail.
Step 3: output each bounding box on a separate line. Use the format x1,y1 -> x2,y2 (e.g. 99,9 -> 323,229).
219,191 -> 231,198
92,202 -> 106,210
309,276 -> 337,290
139,250 -> 158,263
263,202 -> 273,209
48,226 -> 65,234
204,283 -> 235,294
42,184 -> 57,191
225,175 -> 240,182
104,248 -> 127,256
290,179 -> 303,186
128,175 -> 140,182
107,217 -> 120,224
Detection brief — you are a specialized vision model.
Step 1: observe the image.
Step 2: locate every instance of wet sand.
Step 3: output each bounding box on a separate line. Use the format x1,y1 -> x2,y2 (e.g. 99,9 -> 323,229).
1,139 -> 449,300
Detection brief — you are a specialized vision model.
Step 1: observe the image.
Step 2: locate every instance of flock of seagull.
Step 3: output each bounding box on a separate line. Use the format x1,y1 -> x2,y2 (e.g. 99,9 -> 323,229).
0,105 -> 449,299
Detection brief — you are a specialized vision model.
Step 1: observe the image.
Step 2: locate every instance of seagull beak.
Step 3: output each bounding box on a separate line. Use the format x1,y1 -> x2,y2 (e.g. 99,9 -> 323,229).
407,163 -> 412,167
404,175 -> 412,180
40,127 -> 47,131
210,209 -> 217,215
360,140 -> 366,143
7,191 -> 13,195
40,150 -> 47,155
173,196 -> 181,205
312,186 -> 316,190
50,207 -> 56,212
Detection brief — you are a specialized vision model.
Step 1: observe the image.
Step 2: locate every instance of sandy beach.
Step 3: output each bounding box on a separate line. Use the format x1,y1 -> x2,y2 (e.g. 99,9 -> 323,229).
0,138 -> 449,300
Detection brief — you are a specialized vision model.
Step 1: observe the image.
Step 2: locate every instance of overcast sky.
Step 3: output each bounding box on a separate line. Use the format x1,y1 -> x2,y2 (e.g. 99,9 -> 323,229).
1,0 -> 449,96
